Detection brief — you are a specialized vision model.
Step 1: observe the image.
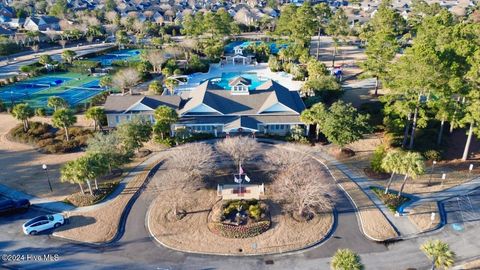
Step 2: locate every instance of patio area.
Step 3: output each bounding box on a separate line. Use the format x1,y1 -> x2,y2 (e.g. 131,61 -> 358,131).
173,63 -> 304,96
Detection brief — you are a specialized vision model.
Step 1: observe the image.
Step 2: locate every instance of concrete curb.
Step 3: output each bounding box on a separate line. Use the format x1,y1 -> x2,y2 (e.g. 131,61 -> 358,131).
145,194 -> 337,257
51,159 -> 163,246
257,139 -> 396,242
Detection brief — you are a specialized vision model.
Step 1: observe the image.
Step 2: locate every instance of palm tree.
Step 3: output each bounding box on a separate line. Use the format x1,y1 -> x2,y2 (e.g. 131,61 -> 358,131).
164,78 -> 179,96
11,103 -> 34,132
397,151 -> 425,197
52,109 -> 77,141
331,249 -> 363,270
47,96 -> 68,112
85,106 -> 106,131
61,50 -> 76,64
421,240 -> 455,270
381,150 -> 404,194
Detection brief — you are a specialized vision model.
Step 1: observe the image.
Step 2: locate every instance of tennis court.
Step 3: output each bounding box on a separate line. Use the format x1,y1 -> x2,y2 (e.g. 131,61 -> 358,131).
0,74 -> 106,108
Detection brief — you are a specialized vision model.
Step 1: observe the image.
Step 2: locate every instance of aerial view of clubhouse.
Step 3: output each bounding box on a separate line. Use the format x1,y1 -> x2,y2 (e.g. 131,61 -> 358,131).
0,1 -> 479,269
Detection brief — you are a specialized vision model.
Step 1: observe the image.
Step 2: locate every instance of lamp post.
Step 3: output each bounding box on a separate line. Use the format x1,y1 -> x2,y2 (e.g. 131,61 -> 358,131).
428,160 -> 437,186
42,164 -> 53,192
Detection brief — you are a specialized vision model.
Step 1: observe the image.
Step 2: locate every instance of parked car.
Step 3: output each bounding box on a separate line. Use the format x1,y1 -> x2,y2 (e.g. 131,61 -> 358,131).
0,199 -> 30,216
22,214 -> 65,235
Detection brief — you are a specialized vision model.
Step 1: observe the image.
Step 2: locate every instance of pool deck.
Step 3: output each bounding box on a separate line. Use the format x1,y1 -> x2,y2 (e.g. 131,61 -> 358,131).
174,63 -> 304,96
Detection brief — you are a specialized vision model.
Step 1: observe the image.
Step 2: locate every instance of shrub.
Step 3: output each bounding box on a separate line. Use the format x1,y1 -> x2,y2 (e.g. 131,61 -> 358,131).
370,186 -> 410,212
209,220 -> 271,238
248,204 -> 262,220
423,149 -> 442,161
370,145 -> 387,173
0,100 -> 5,112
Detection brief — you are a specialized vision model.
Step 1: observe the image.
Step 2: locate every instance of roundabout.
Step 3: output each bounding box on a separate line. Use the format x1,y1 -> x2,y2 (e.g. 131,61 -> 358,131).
2,140 -> 479,269
146,138 -> 336,255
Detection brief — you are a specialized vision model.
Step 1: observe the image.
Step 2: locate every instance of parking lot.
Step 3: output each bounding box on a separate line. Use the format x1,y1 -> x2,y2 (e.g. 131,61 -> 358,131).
443,188 -> 480,232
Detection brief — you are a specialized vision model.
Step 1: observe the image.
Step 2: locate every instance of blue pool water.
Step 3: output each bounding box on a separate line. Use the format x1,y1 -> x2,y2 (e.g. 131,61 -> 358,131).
91,49 -> 141,66
224,41 -> 289,54
212,72 -> 268,90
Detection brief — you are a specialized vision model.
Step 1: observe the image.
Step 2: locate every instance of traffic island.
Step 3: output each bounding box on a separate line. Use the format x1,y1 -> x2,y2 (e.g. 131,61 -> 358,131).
147,188 -> 333,255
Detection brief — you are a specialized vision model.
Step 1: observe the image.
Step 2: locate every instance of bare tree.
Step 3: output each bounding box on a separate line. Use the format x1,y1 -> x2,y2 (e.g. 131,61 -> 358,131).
216,137 -> 259,168
113,68 -> 142,95
58,39 -> 67,49
106,11 -> 119,25
167,142 -> 216,190
266,148 -> 337,220
145,50 -> 166,73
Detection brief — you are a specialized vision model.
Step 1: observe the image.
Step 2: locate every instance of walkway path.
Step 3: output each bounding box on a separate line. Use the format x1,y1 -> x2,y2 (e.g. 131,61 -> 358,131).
403,175 -> 480,212
309,148 -> 419,236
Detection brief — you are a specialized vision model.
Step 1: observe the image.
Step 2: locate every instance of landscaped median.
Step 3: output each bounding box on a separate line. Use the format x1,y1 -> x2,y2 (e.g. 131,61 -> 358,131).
147,188 -> 334,255
328,166 -> 399,241
53,161 -> 159,243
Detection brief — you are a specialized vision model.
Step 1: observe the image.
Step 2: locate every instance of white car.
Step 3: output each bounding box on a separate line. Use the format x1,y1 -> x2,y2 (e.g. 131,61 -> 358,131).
22,214 -> 65,235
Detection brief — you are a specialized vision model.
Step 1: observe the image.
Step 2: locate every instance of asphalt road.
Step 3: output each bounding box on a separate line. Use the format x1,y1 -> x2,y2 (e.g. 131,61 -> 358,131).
0,153 -> 386,270
1,149 -> 480,269
0,43 -> 115,80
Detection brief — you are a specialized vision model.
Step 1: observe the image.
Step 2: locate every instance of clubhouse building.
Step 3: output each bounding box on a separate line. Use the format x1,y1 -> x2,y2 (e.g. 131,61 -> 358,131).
104,77 -> 306,136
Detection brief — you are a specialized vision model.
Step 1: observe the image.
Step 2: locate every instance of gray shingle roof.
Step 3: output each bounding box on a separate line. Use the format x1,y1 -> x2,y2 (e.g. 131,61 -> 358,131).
228,76 -> 251,87
180,79 -> 305,116
104,95 -> 181,114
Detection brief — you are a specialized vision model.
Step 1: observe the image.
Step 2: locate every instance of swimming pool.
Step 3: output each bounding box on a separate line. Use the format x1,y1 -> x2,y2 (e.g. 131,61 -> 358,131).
224,41 -> 290,54
91,49 -> 141,66
212,72 -> 269,90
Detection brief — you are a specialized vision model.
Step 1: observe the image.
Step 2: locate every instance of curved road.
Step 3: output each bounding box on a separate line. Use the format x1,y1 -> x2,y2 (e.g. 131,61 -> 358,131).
1,146 -> 480,269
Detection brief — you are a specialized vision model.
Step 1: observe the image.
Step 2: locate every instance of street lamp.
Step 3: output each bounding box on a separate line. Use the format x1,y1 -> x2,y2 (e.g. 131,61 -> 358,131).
428,160 -> 437,186
42,164 -> 53,192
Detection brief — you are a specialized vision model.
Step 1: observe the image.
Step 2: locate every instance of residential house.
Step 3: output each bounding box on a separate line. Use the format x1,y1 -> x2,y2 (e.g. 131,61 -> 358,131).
104,78 -> 306,136
23,16 -> 60,31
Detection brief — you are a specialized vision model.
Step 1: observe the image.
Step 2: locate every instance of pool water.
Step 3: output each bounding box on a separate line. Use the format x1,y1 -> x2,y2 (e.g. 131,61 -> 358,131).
224,41 -> 289,54
213,72 -> 268,90
91,49 -> 141,66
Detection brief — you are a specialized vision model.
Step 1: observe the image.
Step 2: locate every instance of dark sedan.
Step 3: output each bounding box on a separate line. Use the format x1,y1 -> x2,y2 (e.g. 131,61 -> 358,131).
0,199 -> 30,216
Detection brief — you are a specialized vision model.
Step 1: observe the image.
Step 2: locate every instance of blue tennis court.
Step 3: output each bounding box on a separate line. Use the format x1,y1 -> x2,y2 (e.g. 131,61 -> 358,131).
0,76 -> 72,102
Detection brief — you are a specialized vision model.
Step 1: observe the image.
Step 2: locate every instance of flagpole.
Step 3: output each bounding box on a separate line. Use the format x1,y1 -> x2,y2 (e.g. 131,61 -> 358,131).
239,162 -> 242,196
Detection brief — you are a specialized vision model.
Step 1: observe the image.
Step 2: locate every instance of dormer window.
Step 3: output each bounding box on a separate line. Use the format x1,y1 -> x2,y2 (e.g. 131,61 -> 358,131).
228,76 -> 251,95
234,46 -> 243,55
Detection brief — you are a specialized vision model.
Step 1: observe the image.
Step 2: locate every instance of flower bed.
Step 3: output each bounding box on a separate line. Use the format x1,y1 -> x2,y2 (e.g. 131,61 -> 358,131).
208,220 -> 271,239
370,186 -> 410,212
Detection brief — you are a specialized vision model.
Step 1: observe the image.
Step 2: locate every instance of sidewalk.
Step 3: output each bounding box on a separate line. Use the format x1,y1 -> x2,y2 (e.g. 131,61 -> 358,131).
310,149 -> 419,236
403,175 -> 480,212
0,151 -> 164,213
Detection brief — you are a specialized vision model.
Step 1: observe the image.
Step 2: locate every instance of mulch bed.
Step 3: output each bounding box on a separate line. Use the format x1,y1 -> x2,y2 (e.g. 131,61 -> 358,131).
364,167 -> 390,180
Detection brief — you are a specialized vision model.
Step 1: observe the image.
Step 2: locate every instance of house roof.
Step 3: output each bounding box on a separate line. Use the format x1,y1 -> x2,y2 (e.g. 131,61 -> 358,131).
180,79 -> 305,116
228,76 -> 251,87
104,95 -> 182,114
177,115 -> 302,126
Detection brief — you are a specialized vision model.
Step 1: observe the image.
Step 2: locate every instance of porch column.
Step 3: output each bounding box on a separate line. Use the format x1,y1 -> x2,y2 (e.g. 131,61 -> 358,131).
214,127 -> 218,137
